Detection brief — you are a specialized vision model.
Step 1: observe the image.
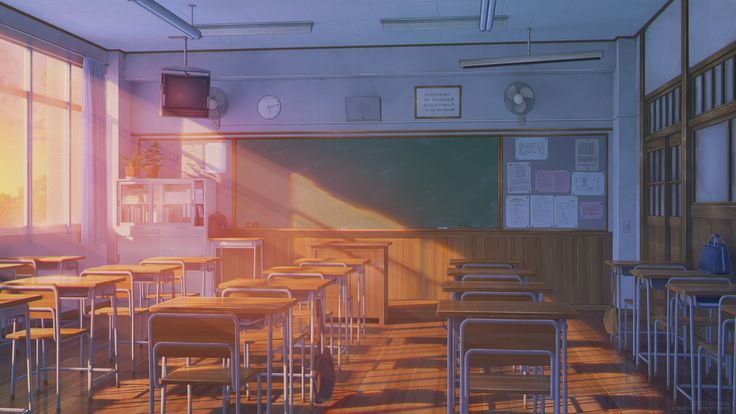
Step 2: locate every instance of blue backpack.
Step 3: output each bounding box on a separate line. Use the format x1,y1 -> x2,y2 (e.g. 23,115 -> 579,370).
699,234 -> 732,275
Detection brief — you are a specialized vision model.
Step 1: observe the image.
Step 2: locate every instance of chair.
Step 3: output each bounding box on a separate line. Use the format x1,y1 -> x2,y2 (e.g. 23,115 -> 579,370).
459,318 -> 560,414
1,285 -> 91,411
696,294 -> 736,413
298,261 -> 358,344
139,259 -> 200,301
221,287 -> 309,403
148,312 -> 261,414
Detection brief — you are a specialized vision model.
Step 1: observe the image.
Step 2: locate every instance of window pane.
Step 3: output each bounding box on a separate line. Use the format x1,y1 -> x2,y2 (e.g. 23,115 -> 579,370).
32,102 -> 68,226
71,65 -> 82,106
732,118 -> 736,201
704,69 -> 713,112
673,87 -> 681,124
0,92 -> 27,227
0,38 -> 28,91
695,75 -> 703,115
715,63 -> 723,107
32,51 -> 68,101
695,121 -> 729,202
726,58 -> 734,105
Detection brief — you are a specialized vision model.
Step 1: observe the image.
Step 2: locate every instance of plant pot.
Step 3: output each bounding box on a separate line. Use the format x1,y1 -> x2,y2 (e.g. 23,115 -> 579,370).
144,165 -> 160,178
125,166 -> 138,178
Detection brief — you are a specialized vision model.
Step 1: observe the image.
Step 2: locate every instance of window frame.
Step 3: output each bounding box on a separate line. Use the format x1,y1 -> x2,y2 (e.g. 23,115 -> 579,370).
0,35 -> 82,234
692,116 -> 736,205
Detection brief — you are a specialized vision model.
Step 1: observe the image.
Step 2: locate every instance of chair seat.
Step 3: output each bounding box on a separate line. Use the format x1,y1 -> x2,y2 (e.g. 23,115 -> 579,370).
161,365 -> 260,385
94,306 -> 148,317
469,374 -> 551,394
6,327 -> 88,341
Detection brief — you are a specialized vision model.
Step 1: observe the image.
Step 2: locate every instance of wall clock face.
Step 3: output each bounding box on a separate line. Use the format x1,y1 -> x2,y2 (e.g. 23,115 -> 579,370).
257,95 -> 281,120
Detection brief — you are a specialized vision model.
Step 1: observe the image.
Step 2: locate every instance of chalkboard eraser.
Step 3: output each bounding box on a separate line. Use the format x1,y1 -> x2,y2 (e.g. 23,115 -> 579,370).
436,226 -> 449,230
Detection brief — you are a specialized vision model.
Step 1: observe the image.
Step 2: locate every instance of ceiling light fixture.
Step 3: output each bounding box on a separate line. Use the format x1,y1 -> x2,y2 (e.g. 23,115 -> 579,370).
479,0 -> 497,31
380,16 -> 507,31
196,21 -> 314,36
128,0 -> 202,39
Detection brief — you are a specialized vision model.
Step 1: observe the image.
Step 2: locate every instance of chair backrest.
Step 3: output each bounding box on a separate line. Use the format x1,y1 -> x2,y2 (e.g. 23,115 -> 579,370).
460,291 -> 537,302
460,263 -> 514,270
221,287 -> 292,299
148,312 -> 238,360
298,262 -> 348,269
0,259 -> 37,278
625,263 -> 687,276
80,269 -> 134,290
268,272 -> 325,281
139,259 -> 185,278
460,318 -> 559,367
0,285 -> 60,320
461,274 -> 523,283
668,276 -> 732,289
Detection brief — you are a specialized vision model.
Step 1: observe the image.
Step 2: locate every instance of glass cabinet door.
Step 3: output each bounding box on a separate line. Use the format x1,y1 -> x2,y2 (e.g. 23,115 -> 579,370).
119,183 -> 150,224
153,183 -> 193,224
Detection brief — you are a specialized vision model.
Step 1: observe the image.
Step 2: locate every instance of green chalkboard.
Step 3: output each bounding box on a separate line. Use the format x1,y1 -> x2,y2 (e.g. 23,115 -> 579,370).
236,137 -> 499,229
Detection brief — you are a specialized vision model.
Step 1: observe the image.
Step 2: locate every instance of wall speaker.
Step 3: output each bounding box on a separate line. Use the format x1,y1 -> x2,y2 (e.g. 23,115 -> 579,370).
346,96 -> 381,121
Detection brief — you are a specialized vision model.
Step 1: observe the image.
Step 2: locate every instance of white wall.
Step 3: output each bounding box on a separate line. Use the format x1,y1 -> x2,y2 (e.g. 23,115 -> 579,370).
645,0 -> 681,94
689,0 -> 736,66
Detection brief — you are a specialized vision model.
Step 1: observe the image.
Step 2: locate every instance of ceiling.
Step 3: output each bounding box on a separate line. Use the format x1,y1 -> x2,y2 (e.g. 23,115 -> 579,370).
4,0 -> 668,52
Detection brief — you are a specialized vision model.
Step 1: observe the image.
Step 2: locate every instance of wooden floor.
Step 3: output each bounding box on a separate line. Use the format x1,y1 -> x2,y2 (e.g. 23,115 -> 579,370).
0,311 -> 683,413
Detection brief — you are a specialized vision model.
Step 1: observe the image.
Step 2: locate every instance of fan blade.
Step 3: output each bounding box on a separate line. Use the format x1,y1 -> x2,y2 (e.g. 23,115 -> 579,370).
505,85 -> 518,101
515,101 -> 527,113
519,86 -> 534,99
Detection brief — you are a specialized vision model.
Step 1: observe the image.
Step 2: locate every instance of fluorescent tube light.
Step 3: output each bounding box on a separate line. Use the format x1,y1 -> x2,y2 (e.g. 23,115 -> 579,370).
460,50 -> 604,68
196,21 -> 314,36
380,16 -> 507,31
128,0 -> 201,39
479,0 -> 498,32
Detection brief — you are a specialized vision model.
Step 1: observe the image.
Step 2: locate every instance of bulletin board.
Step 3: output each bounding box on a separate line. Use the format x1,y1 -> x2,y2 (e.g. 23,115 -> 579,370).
502,135 -> 607,230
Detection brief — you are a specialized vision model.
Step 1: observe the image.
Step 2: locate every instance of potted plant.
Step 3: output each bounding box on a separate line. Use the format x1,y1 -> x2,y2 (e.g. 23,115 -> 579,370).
142,141 -> 164,178
123,154 -> 141,178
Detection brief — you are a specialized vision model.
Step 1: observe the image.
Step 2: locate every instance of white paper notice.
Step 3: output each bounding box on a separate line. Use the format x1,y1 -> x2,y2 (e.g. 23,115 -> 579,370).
553,196 -> 578,228
530,195 -> 554,228
204,142 -> 227,173
571,172 -> 605,196
575,138 -> 600,171
516,137 -> 549,160
505,196 -> 530,228
507,162 -> 531,194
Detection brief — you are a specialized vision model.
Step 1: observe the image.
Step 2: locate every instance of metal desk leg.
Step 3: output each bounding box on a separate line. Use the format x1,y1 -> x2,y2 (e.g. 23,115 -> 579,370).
24,305 -> 33,413
447,316 -> 455,414
646,281 -> 652,380
689,298 -> 696,413
562,319 -> 568,414
674,295 -> 680,402
266,314 -> 273,414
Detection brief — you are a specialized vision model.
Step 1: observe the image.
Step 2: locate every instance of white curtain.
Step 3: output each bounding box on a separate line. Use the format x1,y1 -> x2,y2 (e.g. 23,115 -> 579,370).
81,57 -> 107,244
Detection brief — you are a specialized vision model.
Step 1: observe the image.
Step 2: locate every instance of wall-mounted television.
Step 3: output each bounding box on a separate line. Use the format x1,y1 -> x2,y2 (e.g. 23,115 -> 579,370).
161,70 -> 210,118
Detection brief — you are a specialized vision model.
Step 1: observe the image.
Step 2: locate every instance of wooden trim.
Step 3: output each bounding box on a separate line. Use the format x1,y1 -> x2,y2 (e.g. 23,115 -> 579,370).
636,0 -> 675,37
131,128 -> 614,139
691,203 -> 736,219
680,0 -> 691,265
223,227 -> 612,237
645,76 -> 681,102
644,123 -> 681,142
689,101 -> 736,130
689,39 -> 736,75
639,31 -> 648,259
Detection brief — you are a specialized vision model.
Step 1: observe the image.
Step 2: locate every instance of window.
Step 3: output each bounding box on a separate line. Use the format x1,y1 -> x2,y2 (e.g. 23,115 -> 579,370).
0,36 -> 82,229
695,119 -> 734,202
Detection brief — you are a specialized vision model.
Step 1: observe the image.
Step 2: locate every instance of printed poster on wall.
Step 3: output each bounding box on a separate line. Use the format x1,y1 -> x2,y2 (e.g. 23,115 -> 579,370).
530,195 -> 554,228
571,172 -> 605,196
507,162 -> 531,194
575,138 -> 600,171
553,196 -> 578,228
580,201 -> 604,220
516,137 -> 548,160
505,196 -> 530,228
535,170 -> 570,193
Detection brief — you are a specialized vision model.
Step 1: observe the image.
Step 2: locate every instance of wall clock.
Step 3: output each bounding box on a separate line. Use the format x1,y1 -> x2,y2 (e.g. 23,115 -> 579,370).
257,95 -> 281,120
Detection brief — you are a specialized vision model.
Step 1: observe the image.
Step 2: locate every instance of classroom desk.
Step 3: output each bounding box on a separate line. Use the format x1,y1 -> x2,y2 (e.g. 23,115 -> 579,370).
84,264 -> 179,304
440,280 -> 553,301
666,283 -> 736,411
12,255 -> 85,275
1,276 -> 124,402
436,300 -> 578,414
0,294 -> 40,414
141,256 -> 220,296
448,258 -> 524,268
629,268 -> 706,380
604,260 -> 687,351
210,237 -> 264,279
309,241 -> 391,324
294,257 -> 370,341
149,296 -> 297,414
266,265 -> 353,363
446,267 -> 536,281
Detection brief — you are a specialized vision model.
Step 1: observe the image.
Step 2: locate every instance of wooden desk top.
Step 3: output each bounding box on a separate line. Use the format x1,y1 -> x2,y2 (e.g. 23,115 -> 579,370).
218,277 -> 334,293
2,275 -> 125,289
441,281 -> 553,294
294,257 -> 371,266
436,300 -> 578,320
0,294 -> 43,310
143,256 -> 220,265
449,258 -> 524,267
209,237 -> 263,242
150,296 -> 297,317
630,269 -> 705,279
721,305 -> 736,317
265,266 -> 352,277
310,241 -> 392,249
447,267 -> 536,277
85,264 -> 180,275
665,283 -> 736,296
0,263 -> 24,271
604,260 -> 687,267
13,255 -> 85,263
